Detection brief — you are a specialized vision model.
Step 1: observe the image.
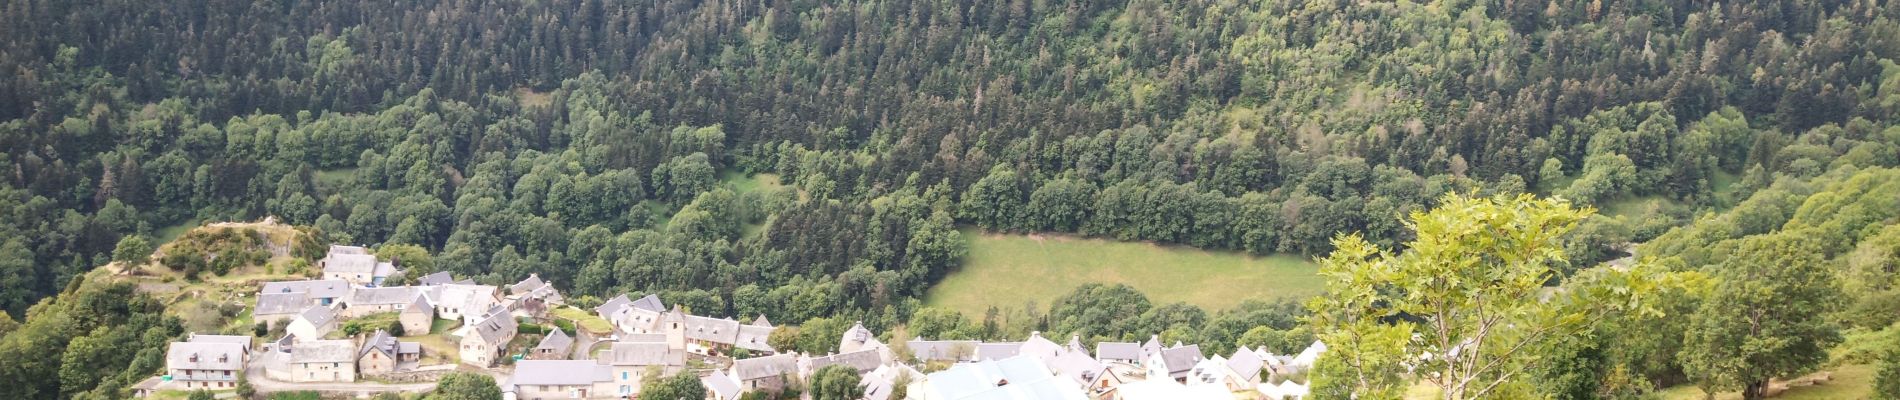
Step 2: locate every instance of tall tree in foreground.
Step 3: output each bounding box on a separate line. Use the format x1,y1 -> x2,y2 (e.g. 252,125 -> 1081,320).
1310,193 -> 1668,400
809,364 -> 866,400
1679,232 -> 1842,400
640,372 -> 707,400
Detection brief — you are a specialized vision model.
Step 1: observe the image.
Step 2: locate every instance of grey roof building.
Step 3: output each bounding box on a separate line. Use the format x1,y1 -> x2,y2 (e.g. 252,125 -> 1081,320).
702,370 -> 743,400
167,342 -> 246,371
509,274 -> 546,296
608,341 -> 680,367
470,307 -> 518,346
1227,347 -> 1266,381
347,287 -> 419,307
977,342 -> 1023,361
594,294 -> 632,317
806,348 -> 885,374
628,294 -> 666,312
255,292 -> 310,316
735,324 -> 776,353
731,353 -> 799,382
360,330 -> 416,359
415,271 -> 454,286
296,305 -> 337,328
1095,342 -> 1143,363
289,339 -> 357,364
260,280 -> 352,303
532,328 -> 574,359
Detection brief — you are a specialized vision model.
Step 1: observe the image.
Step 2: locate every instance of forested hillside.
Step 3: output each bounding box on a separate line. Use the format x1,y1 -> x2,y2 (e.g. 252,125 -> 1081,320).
4,0 -> 1900,397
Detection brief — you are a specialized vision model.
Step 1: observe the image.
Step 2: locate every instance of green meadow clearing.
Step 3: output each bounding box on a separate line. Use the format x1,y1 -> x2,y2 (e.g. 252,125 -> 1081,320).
923,230 -> 1321,317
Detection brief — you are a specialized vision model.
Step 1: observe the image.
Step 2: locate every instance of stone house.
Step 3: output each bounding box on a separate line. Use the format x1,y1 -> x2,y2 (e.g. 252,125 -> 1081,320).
319,245 -> 395,286
398,294 -> 434,336
459,307 -> 518,367
357,330 -> 420,376
529,328 -> 574,360
165,337 -> 247,389
281,339 -> 357,383
605,340 -> 684,397
338,286 -> 419,318
286,306 -> 337,342
729,353 -> 799,393
504,360 -> 614,399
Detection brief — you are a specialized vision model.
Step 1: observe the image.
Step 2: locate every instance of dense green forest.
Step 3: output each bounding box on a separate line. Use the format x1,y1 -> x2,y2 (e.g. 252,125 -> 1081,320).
5,0 -> 1900,398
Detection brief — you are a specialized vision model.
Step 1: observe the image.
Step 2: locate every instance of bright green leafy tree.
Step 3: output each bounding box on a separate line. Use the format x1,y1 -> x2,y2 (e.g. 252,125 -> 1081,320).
1310,193 -> 1672,400
1679,232 -> 1843,400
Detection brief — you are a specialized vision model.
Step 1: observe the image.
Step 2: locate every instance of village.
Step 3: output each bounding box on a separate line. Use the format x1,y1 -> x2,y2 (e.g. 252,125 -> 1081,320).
140,244 -> 1327,400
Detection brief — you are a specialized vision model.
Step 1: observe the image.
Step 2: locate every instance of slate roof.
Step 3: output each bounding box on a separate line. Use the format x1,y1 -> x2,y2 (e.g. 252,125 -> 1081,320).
977,342 -> 1023,360
468,310 -> 518,345
608,341 -> 677,366
348,287 -> 419,306
617,307 -> 664,332
255,292 -> 309,315
289,339 -> 356,363
534,329 -> 574,353
361,330 -> 400,358
416,271 -> 454,286
323,248 -> 379,274
1140,335 -> 1163,357
512,360 -> 612,386
167,342 -> 245,371
629,294 -> 666,312
594,294 -> 632,317
509,274 -> 546,296
329,245 -> 370,255
296,305 -> 336,327
1048,350 -> 1104,385
685,315 -> 741,343
1095,342 -> 1142,361
703,371 -> 743,400
735,324 -> 776,352
732,354 -> 799,381
433,284 -> 498,314
261,280 -> 352,299
808,348 -> 884,373
1019,332 -> 1064,362
401,294 -> 432,315
1064,335 -> 1088,355
840,321 -> 877,352
1227,347 -> 1266,380
372,261 -> 396,278
751,314 -> 772,328
1158,345 -> 1205,374
907,340 -> 981,362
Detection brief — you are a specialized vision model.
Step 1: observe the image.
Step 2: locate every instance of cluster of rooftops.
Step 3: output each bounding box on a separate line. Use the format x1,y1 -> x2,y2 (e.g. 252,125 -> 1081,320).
159,243 -> 1331,399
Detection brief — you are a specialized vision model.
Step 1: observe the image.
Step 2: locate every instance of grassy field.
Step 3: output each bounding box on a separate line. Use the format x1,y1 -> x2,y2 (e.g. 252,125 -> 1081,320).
1657,364 -> 1875,400
551,306 -> 614,335
313,167 -> 357,189
152,217 -> 203,245
1598,195 -> 1673,219
923,230 -> 1320,316
720,171 -> 785,194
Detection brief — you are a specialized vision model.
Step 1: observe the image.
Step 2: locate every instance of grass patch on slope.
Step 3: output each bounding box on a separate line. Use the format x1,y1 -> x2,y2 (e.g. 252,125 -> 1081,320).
923,230 -> 1319,317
